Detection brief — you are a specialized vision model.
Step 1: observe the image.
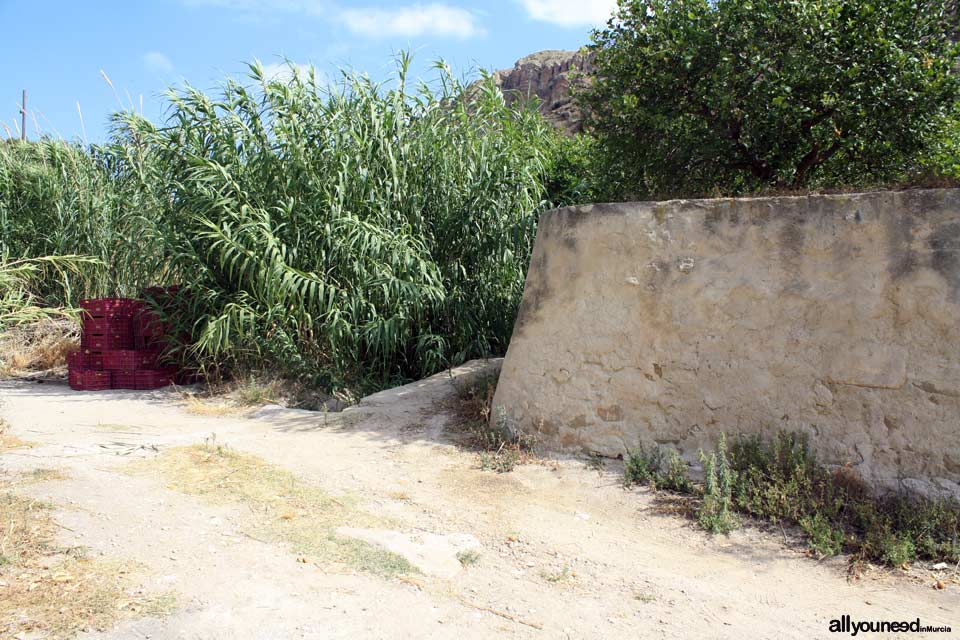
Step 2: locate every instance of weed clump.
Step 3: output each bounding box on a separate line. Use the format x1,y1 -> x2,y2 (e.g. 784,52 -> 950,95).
453,373 -> 536,473
727,432 -> 960,565
624,444 -> 691,493
456,549 -> 481,566
698,434 -> 740,534
622,430 -> 960,566
623,443 -> 663,487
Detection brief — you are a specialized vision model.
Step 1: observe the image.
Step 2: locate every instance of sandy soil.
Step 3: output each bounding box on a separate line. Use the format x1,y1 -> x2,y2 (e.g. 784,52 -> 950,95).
0,360 -> 956,639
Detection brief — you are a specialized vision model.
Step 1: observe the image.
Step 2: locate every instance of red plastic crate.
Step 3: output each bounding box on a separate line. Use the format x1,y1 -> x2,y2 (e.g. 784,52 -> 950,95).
102,350 -> 161,370
135,369 -> 174,389
80,297 -> 142,317
109,370 -> 136,389
68,367 -> 112,391
82,315 -> 132,336
112,368 -> 175,390
72,293 -> 185,393
81,333 -> 134,351
69,351 -> 105,370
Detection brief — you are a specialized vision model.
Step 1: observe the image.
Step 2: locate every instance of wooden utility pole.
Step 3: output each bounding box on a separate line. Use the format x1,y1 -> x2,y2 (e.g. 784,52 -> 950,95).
20,90 -> 26,142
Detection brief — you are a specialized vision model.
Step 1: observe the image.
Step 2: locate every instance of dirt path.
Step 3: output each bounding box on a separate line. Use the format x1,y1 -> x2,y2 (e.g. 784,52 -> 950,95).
1,361 -> 956,639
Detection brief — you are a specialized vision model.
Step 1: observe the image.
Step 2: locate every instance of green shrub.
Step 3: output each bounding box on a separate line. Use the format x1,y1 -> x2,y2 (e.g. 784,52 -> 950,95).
624,443 -> 693,492
697,434 -> 740,534
542,133 -> 604,207
874,531 -> 918,567
728,430 -> 960,565
800,513 -> 845,557
730,432 -> 837,523
660,449 -> 694,494
923,101 -> 960,180
622,429 -> 960,565
623,443 -> 665,487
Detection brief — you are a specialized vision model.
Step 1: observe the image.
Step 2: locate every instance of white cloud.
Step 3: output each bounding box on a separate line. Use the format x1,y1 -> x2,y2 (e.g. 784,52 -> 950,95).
143,51 -> 175,74
181,0 -> 482,38
339,3 -> 483,39
517,0 -> 617,27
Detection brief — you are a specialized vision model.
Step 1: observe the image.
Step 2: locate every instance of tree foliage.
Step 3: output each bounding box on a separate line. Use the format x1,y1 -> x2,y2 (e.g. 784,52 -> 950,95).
582,0 -> 960,197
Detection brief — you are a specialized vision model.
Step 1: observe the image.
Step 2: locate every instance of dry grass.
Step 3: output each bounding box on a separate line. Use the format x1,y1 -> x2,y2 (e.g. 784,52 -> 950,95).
0,487 -> 175,638
0,433 -> 32,450
127,441 -> 414,576
181,394 -> 247,417
0,318 -> 78,377
27,468 -> 70,483
448,373 -> 539,473
179,375 -> 350,416
0,418 -> 33,450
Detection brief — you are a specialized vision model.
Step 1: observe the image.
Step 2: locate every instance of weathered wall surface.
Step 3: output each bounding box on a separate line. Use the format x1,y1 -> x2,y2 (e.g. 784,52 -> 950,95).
493,190 -> 960,496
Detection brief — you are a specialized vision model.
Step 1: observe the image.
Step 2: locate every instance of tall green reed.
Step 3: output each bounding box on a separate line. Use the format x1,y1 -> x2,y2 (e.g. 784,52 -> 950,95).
2,54 -> 554,391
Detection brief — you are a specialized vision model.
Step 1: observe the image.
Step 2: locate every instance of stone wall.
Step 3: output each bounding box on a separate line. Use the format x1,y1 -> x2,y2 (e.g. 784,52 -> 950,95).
493,190 -> 960,496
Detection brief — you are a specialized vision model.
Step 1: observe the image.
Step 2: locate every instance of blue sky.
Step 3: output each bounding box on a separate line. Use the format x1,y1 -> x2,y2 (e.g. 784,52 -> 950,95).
0,0 -> 617,143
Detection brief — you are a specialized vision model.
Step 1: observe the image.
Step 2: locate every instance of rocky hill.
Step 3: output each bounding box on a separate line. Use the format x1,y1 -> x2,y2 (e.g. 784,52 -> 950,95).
491,50 -> 593,135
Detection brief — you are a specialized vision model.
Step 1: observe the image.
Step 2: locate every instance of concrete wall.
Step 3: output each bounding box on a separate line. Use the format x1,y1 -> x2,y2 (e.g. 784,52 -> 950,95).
493,189 -> 960,496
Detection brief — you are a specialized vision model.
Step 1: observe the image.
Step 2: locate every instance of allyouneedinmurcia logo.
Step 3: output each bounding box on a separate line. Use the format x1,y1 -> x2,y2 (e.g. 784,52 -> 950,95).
829,615 -> 951,635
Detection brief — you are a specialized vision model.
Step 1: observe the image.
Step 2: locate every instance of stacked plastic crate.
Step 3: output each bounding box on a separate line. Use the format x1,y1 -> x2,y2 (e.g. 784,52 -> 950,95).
67,297 -> 176,391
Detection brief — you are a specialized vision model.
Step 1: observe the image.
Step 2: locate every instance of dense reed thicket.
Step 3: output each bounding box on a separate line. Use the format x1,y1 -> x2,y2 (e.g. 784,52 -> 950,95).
1,57 -> 555,390
0,141 -> 149,303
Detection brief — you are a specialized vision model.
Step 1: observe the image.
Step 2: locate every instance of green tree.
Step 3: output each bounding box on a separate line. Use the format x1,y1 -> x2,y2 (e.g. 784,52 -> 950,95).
581,0 -> 960,198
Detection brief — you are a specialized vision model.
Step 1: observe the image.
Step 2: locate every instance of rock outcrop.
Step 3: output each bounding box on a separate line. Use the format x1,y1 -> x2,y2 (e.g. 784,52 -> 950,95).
492,50 -> 593,135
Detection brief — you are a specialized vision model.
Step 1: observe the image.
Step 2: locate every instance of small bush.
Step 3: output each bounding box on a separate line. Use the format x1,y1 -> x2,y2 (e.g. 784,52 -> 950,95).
697,434 -> 740,534
800,513 -> 845,557
624,443 -> 695,494
624,443 -> 694,493
456,549 -> 480,566
660,449 -> 694,494
478,448 -> 521,474
875,531 -> 917,567
623,443 -> 664,487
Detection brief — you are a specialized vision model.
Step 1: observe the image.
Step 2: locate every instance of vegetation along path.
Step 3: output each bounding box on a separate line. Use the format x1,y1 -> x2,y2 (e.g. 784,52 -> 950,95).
0,361 -> 955,639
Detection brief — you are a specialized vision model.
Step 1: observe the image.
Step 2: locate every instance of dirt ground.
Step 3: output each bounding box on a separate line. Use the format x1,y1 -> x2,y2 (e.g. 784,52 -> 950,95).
0,360 -> 956,639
